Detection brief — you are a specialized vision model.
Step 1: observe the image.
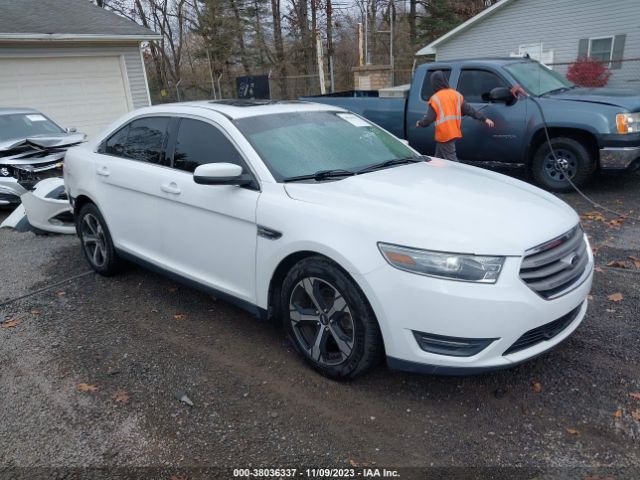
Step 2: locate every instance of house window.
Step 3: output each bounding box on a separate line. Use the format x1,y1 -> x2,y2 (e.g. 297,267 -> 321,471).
588,37 -> 613,64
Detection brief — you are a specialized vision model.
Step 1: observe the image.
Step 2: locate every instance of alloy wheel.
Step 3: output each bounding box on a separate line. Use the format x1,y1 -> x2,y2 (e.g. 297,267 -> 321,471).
81,213 -> 108,268
289,277 -> 355,366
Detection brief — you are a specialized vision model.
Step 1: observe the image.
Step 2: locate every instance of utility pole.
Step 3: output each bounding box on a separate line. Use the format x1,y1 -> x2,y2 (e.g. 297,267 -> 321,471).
377,0 -> 395,85
390,0 -> 395,85
326,0 -> 334,92
358,23 -> 364,66
316,32 -> 326,94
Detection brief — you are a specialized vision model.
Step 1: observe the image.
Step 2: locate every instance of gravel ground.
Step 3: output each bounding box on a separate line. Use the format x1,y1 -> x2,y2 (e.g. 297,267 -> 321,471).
0,169 -> 639,478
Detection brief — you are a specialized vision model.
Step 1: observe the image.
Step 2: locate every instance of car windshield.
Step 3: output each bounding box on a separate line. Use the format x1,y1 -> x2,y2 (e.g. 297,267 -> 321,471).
235,110 -> 418,181
504,61 -> 574,96
0,113 -> 64,142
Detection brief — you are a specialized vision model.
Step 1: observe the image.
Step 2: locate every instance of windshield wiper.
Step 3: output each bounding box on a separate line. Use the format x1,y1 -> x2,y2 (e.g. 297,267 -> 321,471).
355,155 -> 428,174
283,169 -> 356,183
542,85 -> 576,96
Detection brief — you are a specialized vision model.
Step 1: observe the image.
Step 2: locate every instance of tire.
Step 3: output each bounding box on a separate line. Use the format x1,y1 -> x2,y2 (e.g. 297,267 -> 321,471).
280,256 -> 383,379
76,203 -> 122,276
531,136 -> 596,193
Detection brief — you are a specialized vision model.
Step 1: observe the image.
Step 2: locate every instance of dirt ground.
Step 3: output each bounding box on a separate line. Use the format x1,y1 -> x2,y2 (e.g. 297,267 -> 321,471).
1,168 -> 639,479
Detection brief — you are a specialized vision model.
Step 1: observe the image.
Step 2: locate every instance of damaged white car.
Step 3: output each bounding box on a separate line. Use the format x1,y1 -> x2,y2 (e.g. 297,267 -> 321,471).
0,108 -> 85,234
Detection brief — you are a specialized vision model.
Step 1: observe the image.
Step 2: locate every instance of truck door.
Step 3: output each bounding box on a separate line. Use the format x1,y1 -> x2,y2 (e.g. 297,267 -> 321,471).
406,68 -> 451,156
454,68 -> 527,162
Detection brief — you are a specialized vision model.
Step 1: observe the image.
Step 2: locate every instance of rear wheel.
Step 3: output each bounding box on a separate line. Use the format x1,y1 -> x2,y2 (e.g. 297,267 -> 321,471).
531,136 -> 595,192
77,203 -> 122,276
281,256 -> 383,379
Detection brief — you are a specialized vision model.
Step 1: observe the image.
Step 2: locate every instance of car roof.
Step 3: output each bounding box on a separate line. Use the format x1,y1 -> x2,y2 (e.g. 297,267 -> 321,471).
0,107 -> 39,115
141,100 -> 344,120
420,57 -> 534,68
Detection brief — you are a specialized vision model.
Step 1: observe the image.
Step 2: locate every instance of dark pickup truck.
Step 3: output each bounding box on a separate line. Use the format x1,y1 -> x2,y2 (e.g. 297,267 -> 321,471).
302,58 -> 640,192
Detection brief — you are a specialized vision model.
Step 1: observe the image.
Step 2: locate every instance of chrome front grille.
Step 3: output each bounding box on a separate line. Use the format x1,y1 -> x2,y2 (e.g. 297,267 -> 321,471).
520,225 -> 589,299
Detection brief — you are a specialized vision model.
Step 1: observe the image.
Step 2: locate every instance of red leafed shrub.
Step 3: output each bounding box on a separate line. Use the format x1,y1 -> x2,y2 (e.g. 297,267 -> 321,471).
566,56 -> 612,87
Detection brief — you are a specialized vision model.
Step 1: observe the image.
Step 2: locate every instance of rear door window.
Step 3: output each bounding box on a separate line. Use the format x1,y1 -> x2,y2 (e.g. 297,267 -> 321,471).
457,69 -> 507,103
171,118 -> 244,173
420,69 -> 451,100
104,125 -> 129,156
124,117 -> 170,165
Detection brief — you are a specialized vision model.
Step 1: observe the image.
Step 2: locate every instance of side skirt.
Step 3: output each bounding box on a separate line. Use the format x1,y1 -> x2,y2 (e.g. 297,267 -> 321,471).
115,249 -> 269,321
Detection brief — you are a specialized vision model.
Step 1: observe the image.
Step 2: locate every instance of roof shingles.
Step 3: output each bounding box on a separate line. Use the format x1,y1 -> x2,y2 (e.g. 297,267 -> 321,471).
0,0 -> 158,39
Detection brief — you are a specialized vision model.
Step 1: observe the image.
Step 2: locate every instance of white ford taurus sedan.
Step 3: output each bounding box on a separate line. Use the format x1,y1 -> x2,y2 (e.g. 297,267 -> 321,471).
64,100 -> 593,378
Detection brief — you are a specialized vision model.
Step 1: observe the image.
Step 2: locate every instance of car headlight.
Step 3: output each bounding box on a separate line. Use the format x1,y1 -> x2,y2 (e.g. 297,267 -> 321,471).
616,112 -> 640,134
378,243 -> 505,283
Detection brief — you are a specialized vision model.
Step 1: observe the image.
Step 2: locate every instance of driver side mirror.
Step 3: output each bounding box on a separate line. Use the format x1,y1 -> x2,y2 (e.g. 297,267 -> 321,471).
482,87 -> 517,106
193,162 -> 254,187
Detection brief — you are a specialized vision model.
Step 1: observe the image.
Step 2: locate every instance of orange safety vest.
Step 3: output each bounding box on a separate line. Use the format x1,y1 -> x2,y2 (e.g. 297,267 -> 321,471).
428,88 -> 463,143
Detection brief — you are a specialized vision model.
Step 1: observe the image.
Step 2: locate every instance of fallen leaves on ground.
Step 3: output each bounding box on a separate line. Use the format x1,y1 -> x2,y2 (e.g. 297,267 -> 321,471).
581,211 -> 605,222
632,410 -> 640,422
607,260 -> 628,269
594,266 -> 604,273
56,291 -> 66,297
173,313 -> 187,320
113,389 -> 129,404
629,392 -> 640,401
566,428 -> 579,435
76,383 -> 98,393
607,293 -> 624,302
607,218 -> 625,229
30,309 -> 41,315
587,295 -> 593,301
614,409 -> 622,418
531,381 -> 542,393
1,319 -> 22,329
170,474 -> 188,480
629,256 -> 640,269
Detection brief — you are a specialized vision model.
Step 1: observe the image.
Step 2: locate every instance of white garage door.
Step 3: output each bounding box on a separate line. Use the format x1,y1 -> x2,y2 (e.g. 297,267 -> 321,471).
0,56 -> 131,137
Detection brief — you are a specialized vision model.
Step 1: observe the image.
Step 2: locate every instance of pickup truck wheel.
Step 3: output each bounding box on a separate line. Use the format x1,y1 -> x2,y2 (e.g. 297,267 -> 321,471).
77,203 -> 122,276
281,256 -> 383,379
532,137 -> 595,192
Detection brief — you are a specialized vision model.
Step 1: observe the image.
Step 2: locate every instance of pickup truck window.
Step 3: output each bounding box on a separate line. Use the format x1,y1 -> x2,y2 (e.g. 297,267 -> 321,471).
457,70 -> 507,103
420,69 -> 451,100
236,111 -> 417,181
504,61 -> 574,96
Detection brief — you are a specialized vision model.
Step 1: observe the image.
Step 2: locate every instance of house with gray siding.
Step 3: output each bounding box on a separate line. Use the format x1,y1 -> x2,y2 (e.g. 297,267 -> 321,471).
0,0 -> 160,136
416,0 -> 639,88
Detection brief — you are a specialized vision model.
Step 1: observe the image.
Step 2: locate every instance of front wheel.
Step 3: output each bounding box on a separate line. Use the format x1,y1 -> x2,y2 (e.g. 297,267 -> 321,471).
281,256 -> 383,379
531,137 -> 595,192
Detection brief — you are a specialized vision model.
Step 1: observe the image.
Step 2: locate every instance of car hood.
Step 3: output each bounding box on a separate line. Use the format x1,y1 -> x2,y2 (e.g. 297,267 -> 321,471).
0,132 -> 86,153
283,160 -> 579,256
547,87 -> 640,111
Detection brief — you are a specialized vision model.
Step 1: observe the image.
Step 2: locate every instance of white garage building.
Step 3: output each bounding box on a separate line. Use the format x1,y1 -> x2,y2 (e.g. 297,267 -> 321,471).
0,0 -> 160,137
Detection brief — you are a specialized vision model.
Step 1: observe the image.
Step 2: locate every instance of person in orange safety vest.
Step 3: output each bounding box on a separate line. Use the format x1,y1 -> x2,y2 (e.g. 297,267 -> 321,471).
415,70 -> 494,162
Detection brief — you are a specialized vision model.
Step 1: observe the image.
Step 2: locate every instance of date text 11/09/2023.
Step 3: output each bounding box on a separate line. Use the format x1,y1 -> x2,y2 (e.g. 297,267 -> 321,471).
232,468 -> 401,478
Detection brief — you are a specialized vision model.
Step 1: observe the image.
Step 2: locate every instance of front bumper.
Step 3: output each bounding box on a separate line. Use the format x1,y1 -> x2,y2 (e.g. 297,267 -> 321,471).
357,246 -> 593,375
600,146 -> 640,171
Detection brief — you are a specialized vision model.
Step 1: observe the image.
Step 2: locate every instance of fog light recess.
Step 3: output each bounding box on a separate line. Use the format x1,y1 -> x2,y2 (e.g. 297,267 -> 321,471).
412,331 -> 498,357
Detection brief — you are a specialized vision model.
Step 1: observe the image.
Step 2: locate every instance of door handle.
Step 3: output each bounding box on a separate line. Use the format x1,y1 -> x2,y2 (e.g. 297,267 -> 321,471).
96,166 -> 110,177
160,182 -> 181,195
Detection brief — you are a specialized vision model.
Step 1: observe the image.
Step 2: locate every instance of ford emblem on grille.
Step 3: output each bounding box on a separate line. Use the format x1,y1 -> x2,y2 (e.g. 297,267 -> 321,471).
560,253 -> 579,269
